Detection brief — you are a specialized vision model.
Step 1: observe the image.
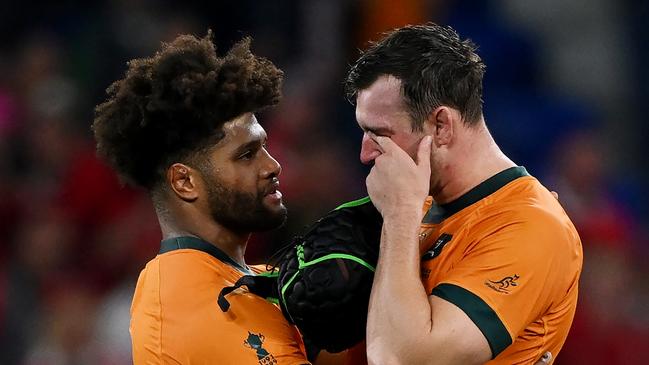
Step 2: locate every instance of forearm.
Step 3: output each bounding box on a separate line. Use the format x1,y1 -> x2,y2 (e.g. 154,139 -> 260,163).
366,210 -> 434,364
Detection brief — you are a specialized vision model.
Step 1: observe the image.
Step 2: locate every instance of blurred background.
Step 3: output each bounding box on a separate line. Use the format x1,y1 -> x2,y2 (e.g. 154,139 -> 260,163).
0,0 -> 648,363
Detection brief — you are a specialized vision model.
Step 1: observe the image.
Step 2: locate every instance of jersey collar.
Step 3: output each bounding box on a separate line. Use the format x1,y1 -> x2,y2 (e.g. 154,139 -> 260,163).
159,236 -> 252,274
423,166 -> 530,224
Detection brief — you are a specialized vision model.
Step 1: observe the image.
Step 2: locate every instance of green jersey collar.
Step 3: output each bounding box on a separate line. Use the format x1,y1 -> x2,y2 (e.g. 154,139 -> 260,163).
159,236 -> 252,274
423,166 -> 529,224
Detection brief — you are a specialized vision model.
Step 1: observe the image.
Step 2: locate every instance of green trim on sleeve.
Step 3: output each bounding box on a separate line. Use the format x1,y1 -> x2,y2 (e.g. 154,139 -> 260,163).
431,283 -> 512,358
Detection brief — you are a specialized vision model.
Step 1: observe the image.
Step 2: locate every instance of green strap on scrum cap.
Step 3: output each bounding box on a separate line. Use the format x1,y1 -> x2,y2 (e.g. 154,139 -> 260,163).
257,270 -> 280,278
334,196 -> 371,210
280,196 -> 376,311
280,244 -> 306,307
266,297 -> 280,305
280,243 -> 377,310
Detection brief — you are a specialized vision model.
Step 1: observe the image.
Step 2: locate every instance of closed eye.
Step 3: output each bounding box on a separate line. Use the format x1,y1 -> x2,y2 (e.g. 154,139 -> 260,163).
238,149 -> 256,160
360,125 -> 393,138
233,138 -> 268,161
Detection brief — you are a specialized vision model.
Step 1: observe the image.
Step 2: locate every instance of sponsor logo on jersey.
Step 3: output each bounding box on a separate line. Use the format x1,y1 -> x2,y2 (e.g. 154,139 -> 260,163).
244,331 -> 277,364
422,233 -> 453,261
485,274 -> 520,294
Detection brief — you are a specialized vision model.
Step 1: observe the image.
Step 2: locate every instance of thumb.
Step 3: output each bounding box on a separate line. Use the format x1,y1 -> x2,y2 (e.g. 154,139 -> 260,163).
416,135 -> 433,168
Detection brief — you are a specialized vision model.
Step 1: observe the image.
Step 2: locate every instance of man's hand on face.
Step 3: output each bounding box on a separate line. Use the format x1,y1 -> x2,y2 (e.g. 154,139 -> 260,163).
365,132 -> 432,218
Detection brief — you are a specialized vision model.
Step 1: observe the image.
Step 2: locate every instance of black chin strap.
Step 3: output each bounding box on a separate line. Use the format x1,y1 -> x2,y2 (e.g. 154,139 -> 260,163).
217,273 -> 280,312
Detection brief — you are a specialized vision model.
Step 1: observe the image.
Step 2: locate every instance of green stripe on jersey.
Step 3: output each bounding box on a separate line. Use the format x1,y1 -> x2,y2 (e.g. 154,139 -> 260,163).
432,283 -> 512,358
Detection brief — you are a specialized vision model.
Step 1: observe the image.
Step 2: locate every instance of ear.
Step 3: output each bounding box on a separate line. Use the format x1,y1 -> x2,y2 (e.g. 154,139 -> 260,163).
428,106 -> 458,146
167,163 -> 200,202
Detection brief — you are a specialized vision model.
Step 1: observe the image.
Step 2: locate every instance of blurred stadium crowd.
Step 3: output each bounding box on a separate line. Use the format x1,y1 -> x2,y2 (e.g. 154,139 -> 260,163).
0,0 -> 648,364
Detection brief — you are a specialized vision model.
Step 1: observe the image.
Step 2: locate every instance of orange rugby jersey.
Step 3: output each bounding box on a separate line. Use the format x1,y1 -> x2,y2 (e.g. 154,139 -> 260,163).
130,236 -> 309,365
420,167 -> 582,364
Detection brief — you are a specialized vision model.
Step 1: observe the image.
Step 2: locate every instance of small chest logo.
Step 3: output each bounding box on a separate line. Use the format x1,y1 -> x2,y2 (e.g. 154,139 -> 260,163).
422,233 -> 452,261
244,332 -> 277,364
485,274 -> 520,294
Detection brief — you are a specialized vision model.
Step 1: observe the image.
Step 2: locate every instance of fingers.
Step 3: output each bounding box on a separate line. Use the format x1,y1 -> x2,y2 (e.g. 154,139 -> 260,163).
366,131 -> 389,154
551,191 -> 559,200
367,131 -> 432,168
533,351 -> 553,365
416,135 -> 432,168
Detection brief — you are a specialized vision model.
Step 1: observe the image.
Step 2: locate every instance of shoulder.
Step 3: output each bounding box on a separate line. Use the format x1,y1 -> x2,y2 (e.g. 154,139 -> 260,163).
156,249 -> 232,279
459,177 -> 582,266
478,177 -> 577,238
135,250 -> 239,308
250,264 -> 271,275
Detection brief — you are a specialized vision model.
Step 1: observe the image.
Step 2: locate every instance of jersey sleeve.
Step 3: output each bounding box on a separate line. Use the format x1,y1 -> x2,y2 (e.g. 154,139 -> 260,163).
430,209 -> 581,358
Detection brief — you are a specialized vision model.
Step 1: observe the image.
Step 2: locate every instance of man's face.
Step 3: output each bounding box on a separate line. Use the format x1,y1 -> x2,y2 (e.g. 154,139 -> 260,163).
200,113 -> 287,233
355,75 -> 427,165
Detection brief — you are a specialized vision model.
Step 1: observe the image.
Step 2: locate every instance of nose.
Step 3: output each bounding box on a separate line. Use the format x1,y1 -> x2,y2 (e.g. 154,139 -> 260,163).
360,133 -> 382,165
261,149 -> 282,178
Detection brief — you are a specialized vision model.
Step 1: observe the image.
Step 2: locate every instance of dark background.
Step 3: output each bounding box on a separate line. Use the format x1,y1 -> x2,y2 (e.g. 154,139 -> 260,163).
1,0 -> 648,363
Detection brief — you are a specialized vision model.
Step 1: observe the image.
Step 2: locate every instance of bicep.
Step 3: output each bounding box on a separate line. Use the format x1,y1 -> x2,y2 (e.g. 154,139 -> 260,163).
427,294 -> 492,365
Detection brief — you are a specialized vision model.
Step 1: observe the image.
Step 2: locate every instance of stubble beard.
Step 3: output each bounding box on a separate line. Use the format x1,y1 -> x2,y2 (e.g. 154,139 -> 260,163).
204,173 -> 287,234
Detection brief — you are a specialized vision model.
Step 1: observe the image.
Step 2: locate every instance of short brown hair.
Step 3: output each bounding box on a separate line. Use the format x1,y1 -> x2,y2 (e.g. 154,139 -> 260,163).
345,23 -> 485,129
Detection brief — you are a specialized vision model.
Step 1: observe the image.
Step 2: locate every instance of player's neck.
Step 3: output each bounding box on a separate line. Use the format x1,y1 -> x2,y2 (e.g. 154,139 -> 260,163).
157,207 -> 250,267
434,125 -> 516,204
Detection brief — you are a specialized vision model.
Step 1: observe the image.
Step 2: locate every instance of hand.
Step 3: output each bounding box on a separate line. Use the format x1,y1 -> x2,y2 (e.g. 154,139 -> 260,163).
365,132 -> 432,218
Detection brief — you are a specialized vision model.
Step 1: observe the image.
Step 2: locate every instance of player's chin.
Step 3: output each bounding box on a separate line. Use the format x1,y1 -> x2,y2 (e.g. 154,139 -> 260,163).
261,193 -> 287,215
261,192 -> 287,219
257,191 -> 286,224
271,202 -> 288,221
259,205 -> 288,231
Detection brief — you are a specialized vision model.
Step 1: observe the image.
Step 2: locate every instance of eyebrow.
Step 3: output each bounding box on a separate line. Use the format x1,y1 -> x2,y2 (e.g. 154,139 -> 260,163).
232,137 -> 265,157
359,124 -> 394,136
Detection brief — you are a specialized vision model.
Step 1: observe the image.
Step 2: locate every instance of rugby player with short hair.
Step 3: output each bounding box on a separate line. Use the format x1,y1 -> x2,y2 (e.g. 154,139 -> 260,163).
346,23 -> 582,365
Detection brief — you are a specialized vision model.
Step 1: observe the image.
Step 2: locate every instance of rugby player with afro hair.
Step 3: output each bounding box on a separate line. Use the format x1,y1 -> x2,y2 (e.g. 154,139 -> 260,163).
93,32 -> 311,364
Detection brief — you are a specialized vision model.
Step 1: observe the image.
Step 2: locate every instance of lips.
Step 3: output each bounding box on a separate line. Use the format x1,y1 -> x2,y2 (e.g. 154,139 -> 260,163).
263,179 -> 281,196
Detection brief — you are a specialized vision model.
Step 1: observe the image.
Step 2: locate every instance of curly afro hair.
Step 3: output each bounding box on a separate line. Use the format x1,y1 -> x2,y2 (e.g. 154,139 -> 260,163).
92,31 -> 283,190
